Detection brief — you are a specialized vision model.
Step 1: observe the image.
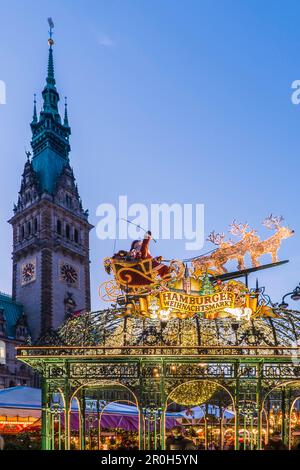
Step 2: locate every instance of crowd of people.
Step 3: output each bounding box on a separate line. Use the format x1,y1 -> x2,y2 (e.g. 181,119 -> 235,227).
165,426 -> 300,451
100,431 -> 139,450
1,427 -> 300,450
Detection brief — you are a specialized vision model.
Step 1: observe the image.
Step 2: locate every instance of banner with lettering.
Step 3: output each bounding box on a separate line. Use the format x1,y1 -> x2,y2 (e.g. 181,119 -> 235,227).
159,291 -> 235,314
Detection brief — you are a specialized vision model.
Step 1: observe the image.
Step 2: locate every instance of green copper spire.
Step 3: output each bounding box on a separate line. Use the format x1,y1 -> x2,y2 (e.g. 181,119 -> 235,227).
30,20 -> 71,194
41,34 -> 60,120
47,40 -> 55,85
46,17 -> 55,87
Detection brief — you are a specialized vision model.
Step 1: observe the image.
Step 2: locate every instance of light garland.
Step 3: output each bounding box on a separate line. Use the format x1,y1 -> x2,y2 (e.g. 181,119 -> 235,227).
55,304 -> 300,352
169,380 -> 219,406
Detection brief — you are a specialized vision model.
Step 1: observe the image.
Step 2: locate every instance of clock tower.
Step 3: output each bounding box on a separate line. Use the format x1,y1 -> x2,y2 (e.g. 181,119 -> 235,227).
9,29 -> 93,341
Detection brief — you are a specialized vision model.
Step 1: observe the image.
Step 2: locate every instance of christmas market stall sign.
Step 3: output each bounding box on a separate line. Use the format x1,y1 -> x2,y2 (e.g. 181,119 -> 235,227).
159,290 -> 235,315
99,215 -> 293,321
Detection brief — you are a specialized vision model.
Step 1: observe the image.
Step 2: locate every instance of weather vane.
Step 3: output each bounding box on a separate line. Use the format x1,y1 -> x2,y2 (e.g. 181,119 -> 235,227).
47,17 -> 54,46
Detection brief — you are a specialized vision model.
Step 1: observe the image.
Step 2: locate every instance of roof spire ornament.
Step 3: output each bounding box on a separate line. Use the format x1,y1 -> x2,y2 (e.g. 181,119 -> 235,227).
40,17 -> 60,118
48,17 -> 54,46
32,93 -> 37,123
64,96 -> 70,128
24,148 -> 32,164
46,18 -> 55,86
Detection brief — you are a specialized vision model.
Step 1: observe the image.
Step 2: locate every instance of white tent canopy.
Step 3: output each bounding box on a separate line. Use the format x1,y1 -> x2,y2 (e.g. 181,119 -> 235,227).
0,386 -> 234,420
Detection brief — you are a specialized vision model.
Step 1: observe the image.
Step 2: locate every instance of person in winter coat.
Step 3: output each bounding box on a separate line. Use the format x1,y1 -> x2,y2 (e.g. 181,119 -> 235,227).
264,432 -> 287,450
166,426 -> 197,450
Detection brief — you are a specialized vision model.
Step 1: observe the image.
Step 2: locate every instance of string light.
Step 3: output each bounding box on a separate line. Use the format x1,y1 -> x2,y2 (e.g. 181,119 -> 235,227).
169,381 -> 219,406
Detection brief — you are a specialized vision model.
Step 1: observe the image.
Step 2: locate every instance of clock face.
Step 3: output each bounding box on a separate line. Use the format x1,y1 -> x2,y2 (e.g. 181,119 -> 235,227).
60,263 -> 78,285
21,261 -> 36,285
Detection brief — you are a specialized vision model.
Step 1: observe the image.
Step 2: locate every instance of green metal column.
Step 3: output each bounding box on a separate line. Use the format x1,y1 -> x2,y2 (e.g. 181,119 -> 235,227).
138,408 -> 144,450
41,377 -> 51,450
234,365 -> 240,450
58,412 -> 62,450
160,362 -> 166,451
160,409 -> 166,450
64,373 -> 71,450
281,387 -> 286,445
219,404 -> 224,450
266,397 -> 271,444
205,403 -> 209,450
282,386 -> 291,448
250,415 -> 253,450
142,407 -> 160,450
80,394 -> 86,450
97,399 -> 101,450
147,412 -> 151,449
256,363 -> 262,450
243,413 -> 247,450
51,412 -> 55,449
287,388 -> 292,450
154,411 -> 157,450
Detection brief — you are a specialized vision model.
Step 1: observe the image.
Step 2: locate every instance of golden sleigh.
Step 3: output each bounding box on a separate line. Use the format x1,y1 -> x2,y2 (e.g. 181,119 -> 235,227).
102,256 -> 184,298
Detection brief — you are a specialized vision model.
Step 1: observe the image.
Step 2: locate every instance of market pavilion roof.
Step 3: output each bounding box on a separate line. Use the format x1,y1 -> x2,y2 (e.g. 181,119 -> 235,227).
37,306 -> 300,351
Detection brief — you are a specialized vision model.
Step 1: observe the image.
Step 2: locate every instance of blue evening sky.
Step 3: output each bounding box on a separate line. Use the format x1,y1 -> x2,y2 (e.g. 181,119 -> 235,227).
0,0 -> 299,310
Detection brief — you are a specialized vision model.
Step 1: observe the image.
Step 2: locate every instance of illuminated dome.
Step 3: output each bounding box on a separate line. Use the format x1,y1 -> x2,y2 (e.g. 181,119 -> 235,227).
52,306 -> 300,350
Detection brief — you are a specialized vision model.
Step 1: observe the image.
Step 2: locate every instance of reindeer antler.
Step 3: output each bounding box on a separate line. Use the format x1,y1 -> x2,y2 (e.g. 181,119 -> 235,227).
207,231 -> 226,245
230,220 -> 249,237
263,214 -> 284,230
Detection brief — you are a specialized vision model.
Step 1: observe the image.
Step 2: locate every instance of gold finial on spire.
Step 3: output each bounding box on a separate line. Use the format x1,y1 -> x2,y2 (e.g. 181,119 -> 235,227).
47,17 -> 54,46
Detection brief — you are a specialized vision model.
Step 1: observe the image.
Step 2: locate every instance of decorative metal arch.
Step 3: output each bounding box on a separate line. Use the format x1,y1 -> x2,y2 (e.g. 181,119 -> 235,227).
16,305 -> 300,450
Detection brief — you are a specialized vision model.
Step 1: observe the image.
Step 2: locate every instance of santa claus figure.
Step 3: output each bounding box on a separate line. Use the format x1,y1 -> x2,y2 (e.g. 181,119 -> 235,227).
138,231 -> 171,280
129,239 -> 143,260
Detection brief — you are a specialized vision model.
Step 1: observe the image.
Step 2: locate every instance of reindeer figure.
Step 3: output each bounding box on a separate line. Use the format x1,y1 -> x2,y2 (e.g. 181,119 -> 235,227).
193,224 -> 260,274
192,253 -> 218,273
207,231 -> 234,273
207,231 -> 231,249
250,215 -> 294,267
194,231 -> 240,274
192,231 -> 232,274
229,220 -> 260,270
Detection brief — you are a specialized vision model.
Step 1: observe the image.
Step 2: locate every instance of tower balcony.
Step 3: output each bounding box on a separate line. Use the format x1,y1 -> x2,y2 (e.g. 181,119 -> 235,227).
13,236 -> 42,255
53,235 -> 87,258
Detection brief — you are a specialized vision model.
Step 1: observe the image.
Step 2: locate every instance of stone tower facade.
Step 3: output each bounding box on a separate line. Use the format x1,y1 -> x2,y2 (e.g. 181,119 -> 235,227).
9,32 -> 93,341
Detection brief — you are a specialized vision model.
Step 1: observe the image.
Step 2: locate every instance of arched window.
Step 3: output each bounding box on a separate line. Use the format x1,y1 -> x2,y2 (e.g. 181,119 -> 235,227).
34,218 -> 38,233
0,341 -> 6,365
56,219 -> 62,235
27,221 -> 31,236
20,226 -> 25,241
74,229 -> 79,244
66,195 -> 72,208
66,224 -> 70,239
